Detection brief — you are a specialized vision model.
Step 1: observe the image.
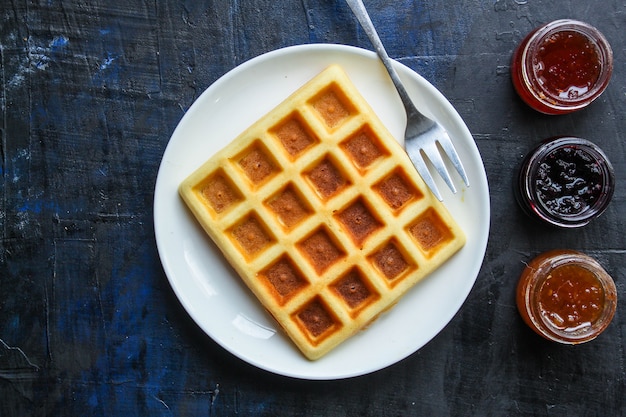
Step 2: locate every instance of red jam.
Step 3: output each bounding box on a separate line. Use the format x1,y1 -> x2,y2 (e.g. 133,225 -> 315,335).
535,30 -> 600,100
517,250 -> 617,344
512,20 -> 613,114
516,137 -> 615,228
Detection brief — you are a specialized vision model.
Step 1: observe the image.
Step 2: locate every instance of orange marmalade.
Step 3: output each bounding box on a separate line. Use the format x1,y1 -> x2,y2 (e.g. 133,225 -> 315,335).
538,263 -> 603,332
516,250 -> 617,343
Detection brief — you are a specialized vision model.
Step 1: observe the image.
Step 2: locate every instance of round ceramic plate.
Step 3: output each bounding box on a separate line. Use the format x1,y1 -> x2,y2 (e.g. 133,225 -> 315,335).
154,44 -> 490,380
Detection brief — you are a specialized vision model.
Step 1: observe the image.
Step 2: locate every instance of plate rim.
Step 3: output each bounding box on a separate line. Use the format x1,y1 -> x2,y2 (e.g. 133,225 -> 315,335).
154,43 -> 490,380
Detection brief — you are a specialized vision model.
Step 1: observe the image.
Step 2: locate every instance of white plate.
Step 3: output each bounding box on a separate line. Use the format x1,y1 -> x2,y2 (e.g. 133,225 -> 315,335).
154,44 -> 490,380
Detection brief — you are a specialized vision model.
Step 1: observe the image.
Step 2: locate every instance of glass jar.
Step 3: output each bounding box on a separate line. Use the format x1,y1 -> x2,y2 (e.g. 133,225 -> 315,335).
511,19 -> 613,115
517,250 -> 617,344
516,136 -> 615,228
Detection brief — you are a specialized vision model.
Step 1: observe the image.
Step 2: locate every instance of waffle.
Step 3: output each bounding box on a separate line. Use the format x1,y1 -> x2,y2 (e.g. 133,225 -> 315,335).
179,65 -> 466,360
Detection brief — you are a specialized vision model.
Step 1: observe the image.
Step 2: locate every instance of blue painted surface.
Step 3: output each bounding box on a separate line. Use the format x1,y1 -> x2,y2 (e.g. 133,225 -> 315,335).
1,0 -> 625,415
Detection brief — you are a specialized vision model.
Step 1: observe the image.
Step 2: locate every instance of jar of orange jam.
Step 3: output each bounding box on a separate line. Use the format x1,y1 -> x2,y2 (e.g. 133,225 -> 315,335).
511,19 -> 613,114
517,250 -> 617,344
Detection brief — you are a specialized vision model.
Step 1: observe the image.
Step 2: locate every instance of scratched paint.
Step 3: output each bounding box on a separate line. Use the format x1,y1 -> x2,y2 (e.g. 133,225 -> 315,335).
99,54 -> 117,71
5,35 -> 69,88
50,35 -> 69,50
0,339 -> 40,372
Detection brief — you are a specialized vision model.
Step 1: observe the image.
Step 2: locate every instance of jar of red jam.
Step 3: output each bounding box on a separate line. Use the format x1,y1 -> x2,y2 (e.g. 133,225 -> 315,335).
517,250 -> 617,344
516,136 -> 615,228
512,19 -> 613,114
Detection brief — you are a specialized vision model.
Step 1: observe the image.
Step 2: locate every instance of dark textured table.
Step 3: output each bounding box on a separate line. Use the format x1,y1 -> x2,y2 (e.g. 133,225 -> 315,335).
1,0 -> 624,415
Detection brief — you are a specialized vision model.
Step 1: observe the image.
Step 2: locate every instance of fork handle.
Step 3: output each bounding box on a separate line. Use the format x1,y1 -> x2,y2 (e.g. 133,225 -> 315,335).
345,0 -> 422,120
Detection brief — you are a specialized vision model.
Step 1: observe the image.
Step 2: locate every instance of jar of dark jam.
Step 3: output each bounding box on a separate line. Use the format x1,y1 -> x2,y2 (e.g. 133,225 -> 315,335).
517,250 -> 617,344
512,19 -> 613,115
516,137 -> 615,228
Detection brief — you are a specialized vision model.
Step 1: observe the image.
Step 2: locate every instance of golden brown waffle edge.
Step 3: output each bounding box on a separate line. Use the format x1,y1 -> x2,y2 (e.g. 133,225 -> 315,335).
179,64 -> 466,360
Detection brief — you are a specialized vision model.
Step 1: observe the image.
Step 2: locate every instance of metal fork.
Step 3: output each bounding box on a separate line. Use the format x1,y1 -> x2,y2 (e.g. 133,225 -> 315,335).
346,0 -> 469,201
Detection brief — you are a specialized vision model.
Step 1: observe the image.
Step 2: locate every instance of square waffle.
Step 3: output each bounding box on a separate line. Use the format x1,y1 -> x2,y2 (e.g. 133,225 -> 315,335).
179,65 -> 465,360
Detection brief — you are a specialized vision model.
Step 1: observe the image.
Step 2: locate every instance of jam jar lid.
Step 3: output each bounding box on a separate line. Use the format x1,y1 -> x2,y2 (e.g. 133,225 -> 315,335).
516,250 -> 617,344
516,136 -> 615,228
511,19 -> 613,115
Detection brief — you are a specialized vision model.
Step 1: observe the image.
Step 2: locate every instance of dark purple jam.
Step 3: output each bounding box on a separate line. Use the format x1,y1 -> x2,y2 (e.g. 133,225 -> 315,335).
535,146 -> 603,216
516,137 -> 615,228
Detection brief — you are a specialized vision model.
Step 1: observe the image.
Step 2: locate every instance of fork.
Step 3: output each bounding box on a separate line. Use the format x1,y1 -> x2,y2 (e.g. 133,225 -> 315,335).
346,0 -> 469,201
